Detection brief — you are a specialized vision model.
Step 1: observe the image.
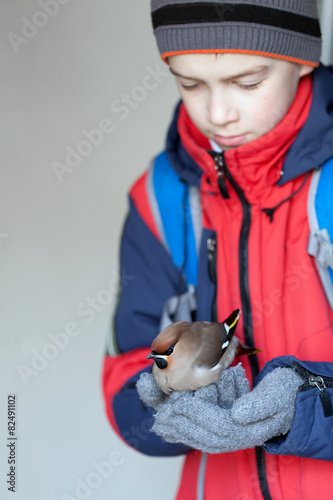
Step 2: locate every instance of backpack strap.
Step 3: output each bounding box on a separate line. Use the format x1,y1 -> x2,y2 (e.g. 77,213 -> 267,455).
307,157 -> 333,309
146,151 -> 202,287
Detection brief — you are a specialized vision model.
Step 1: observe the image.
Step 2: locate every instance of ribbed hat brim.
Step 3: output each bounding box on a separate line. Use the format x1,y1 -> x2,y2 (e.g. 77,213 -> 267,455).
151,1 -> 322,66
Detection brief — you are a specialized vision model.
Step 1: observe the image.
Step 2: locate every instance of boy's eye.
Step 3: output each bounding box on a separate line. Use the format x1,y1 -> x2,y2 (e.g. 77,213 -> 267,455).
179,82 -> 201,91
236,81 -> 263,90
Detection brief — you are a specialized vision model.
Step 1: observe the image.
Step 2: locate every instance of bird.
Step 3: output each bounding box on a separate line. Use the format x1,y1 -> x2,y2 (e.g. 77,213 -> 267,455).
146,309 -> 260,394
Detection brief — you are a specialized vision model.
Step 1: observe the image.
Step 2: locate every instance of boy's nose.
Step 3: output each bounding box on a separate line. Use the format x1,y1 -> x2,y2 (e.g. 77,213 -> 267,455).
206,92 -> 239,126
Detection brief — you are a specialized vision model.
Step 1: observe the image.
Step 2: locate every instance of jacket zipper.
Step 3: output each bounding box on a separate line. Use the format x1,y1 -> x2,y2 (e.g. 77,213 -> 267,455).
293,362 -> 333,417
212,152 -> 260,375
211,152 -> 272,500
213,153 -> 230,199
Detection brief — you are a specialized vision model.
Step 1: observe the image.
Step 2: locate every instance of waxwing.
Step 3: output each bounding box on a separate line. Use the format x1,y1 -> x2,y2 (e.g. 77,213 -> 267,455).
147,309 -> 260,394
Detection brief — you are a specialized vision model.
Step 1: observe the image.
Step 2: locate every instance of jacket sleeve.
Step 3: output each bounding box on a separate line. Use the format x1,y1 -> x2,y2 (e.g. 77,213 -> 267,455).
257,355 -> 333,461
102,175 -> 191,457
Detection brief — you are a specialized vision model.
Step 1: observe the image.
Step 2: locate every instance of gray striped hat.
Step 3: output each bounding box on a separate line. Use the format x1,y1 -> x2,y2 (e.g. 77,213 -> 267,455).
151,0 -> 322,66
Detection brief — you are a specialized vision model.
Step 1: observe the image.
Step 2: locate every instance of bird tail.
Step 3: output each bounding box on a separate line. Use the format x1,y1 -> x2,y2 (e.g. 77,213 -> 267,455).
236,343 -> 262,356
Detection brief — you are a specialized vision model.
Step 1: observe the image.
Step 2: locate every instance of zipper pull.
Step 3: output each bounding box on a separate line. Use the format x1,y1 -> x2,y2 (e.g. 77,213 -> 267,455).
207,236 -> 217,259
213,153 -> 230,199
207,236 -> 217,284
309,375 -> 333,418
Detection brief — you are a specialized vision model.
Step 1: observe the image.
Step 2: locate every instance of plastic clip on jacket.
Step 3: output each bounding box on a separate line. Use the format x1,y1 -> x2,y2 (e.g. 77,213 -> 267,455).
308,228 -> 333,269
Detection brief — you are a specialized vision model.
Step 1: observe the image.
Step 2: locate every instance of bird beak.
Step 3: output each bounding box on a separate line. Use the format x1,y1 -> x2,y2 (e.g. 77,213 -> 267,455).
147,352 -> 168,369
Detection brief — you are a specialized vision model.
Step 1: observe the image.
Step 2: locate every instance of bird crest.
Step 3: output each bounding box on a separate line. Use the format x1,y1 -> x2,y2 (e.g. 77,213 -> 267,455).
150,321 -> 187,354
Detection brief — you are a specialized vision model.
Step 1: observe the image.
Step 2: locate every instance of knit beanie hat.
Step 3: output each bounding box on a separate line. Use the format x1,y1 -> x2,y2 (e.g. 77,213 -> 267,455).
151,0 -> 322,66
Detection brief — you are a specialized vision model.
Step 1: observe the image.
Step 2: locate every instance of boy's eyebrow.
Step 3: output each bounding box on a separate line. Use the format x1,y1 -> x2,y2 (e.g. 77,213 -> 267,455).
169,65 -> 269,81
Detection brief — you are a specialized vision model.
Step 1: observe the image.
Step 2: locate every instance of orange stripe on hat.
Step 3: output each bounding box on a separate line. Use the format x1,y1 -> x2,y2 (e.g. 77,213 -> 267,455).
161,49 -> 320,67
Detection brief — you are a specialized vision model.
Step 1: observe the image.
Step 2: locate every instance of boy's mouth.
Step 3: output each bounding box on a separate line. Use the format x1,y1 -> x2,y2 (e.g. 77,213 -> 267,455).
213,133 -> 249,148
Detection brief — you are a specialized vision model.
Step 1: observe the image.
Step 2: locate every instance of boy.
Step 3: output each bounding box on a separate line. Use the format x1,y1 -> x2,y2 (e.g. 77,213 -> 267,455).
103,1 -> 333,499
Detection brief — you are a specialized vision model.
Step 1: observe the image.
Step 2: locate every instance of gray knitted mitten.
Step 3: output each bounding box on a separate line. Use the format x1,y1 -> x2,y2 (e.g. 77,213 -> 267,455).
136,372 -> 167,411
152,365 -> 303,453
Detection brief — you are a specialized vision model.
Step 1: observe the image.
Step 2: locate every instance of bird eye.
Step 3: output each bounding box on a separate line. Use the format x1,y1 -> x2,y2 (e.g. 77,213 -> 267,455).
163,344 -> 175,356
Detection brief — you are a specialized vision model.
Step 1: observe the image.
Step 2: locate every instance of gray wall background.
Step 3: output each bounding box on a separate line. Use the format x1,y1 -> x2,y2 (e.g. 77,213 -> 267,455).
0,1 -> 332,500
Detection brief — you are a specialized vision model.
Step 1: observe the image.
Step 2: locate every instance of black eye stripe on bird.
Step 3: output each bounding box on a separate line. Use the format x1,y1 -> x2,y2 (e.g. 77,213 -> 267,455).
146,309 -> 261,394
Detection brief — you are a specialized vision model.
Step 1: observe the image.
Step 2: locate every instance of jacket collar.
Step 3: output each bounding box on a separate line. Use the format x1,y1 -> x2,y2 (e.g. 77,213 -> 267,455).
281,64 -> 333,184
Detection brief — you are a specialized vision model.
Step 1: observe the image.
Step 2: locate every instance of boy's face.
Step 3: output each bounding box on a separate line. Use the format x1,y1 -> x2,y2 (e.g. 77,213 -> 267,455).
168,53 -> 313,150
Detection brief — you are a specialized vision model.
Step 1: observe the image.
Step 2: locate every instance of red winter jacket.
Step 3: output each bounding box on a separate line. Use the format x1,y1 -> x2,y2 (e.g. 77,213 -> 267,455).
103,66 -> 333,499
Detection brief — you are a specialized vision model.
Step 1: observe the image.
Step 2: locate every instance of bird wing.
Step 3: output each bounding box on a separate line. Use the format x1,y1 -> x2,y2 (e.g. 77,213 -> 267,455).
194,325 -> 226,369
194,310 -> 241,369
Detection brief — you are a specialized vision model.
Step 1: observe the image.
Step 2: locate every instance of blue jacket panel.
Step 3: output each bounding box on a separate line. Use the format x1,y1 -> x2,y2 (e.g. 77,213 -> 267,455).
114,199 -> 183,353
